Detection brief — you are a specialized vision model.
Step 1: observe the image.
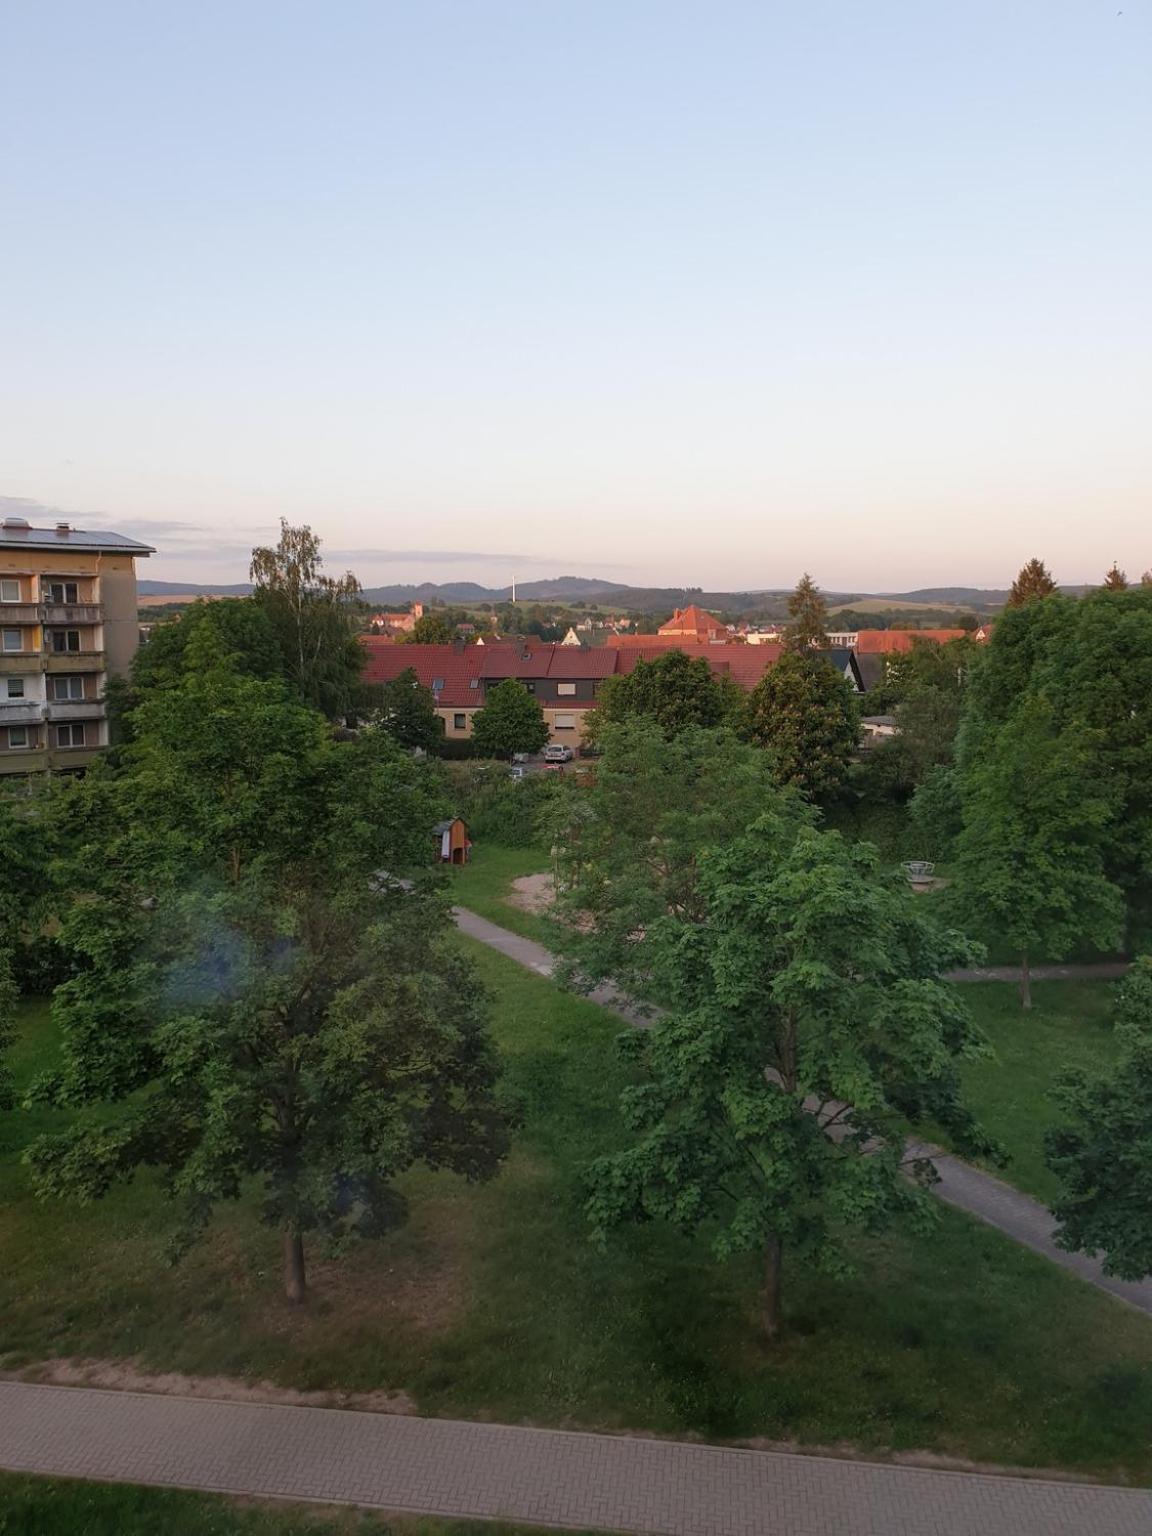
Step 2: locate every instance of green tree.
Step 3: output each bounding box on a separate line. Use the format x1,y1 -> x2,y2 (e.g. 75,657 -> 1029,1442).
133,600 -> 283,697
408,612 -> 456,645
1047,958 -> 1152,1282
551,721 -> 810,999
28,659 -> 508,1301
1102,564 -> 1130,591
250,520 -> 364,719
954,696 -> 1125,1007
591,650 -> 744,738
745,653 -> 860,799
0,945 -> 16,1114
372,666 -> 444,752
470,679 -> 549,759
584,817 -> 994,1339
783,572 -> 829,653
1007,558 -> 1058,606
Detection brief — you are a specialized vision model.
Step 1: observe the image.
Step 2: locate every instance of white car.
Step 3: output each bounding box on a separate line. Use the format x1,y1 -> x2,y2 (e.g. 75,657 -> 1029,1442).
543,744 -> 574,763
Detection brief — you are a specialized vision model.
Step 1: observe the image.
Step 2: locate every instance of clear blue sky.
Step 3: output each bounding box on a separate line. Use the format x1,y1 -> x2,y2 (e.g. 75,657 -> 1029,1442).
3,1 -> 1150,590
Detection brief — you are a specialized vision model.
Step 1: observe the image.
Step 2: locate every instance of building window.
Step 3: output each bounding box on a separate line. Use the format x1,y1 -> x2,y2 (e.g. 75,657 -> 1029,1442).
51,676 -> 85,701
556,682 -> 577,696
50,630 -> 81,654
431,677 -> 445,692
469,677 -> 480,689
523,680 -> 535,692
2,629 -> 22,652
453,713 -> 466,730
0,579 -> 20,603
56,722 -> 86,748
5,677 -> 25,699
554,713 -> 577,730
6,725 -> 29,749
44,581 -> 79,604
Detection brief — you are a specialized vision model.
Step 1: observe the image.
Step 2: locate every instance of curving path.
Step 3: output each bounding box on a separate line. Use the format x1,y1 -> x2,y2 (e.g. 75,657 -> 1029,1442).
3,1381 -> 1151,1536
452,908 -> 1152,1316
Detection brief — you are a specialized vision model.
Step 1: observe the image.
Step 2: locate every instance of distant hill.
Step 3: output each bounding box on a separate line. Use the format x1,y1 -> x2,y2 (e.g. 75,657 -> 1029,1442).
137,574 -> 1021,616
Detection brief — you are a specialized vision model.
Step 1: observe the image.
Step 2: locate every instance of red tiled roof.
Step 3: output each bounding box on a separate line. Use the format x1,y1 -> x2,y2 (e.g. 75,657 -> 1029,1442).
853,629 -> 968,654
614,642 -> 783,690
658,603 -> 727,638
607,632 -> 743,649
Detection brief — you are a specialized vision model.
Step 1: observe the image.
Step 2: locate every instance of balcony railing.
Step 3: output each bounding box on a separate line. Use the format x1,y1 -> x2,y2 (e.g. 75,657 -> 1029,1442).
0,700 -> 46,726
0,603 -> 40,624
40,603 -> 102,624
0,653 -> 43,673
44,652 -> 105,673
44,699 -> 105,721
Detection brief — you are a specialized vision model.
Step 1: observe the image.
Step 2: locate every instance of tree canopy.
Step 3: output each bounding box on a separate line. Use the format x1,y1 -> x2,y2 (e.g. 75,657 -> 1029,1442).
783,572 -> 829,653
580,814 -> 993,1338
591,650 -> 743,738
745,653 -> 860,799
371,666 -> 445,752
470,679 -> 550,759
408,612 -> 457,645
1007,558 -> 1058,606
1047,958 -> 1152,1282
249,519 -> 365,718
1102,564 -> 1130,591
27,656 -> 508,1300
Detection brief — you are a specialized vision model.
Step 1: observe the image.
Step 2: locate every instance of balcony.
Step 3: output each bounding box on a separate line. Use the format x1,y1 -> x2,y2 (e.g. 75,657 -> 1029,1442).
0,700 -> 46,726
0,653 -> 43,674
44,652 -> 104,674
44,699 -> 105,722
40,603 -> 102,625
46,746 -> 103,772
0,603 -> 40,624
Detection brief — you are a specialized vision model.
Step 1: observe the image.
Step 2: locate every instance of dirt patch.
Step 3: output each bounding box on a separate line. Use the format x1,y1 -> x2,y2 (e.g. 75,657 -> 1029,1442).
10,1356 -> 417,1415
509,873 -> 557,915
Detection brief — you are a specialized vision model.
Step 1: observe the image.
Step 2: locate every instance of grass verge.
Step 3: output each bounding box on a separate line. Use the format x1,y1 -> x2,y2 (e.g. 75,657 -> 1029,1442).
3,950 -> 1152,1481
447,844 -> 555,945
0,1473 -> 585,1535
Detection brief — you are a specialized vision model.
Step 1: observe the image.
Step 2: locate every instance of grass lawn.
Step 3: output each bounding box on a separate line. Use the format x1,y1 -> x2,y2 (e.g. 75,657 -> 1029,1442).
953,980 -> 1121,1205
0,1474 -> 583,1535
5,952 -> 1152,1482
447,843 -> 554,945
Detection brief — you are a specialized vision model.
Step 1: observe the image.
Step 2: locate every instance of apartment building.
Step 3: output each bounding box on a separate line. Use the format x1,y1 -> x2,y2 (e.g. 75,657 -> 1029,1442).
0,516 -> 154,775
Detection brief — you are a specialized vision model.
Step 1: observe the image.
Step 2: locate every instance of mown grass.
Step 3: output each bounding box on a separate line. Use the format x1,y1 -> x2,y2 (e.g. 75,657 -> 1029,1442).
953,980 -> 1121,1204
4,949 -> 1152,1481
447,844 -> 554,944
0,1474 -> 586,1536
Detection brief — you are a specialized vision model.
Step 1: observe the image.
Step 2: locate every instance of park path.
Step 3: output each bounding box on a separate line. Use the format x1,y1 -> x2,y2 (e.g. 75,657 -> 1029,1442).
453,908 -> 1152,1316
3,1380 -> 1151,1536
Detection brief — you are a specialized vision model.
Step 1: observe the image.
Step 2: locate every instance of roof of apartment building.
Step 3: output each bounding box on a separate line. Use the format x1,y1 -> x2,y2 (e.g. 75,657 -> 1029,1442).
0,516 -> 154,555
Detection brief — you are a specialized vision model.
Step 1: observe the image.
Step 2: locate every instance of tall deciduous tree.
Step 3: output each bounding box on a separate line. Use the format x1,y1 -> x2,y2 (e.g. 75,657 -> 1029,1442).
591,650 -> 744,738
1007,558 -> 1058,606
250,520 -> 364,719
407,612 -> 456,645
583,818 -> 994,1339
954,696 -> 1124,1007
28,659 -> 508,1301
1047,958 -> 1152,1282
471,679 -> 549,759
745,653 -> 859,799
551,721 -> 810,1000
372,666 -> 444,752
783,572 -> 829,653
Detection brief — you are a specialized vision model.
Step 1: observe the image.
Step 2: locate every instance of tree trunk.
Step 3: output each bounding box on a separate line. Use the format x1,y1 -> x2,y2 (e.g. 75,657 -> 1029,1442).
762,1236 -> 783,1341
284,1228 -> 307,1303
1019,951 -> 1032,1011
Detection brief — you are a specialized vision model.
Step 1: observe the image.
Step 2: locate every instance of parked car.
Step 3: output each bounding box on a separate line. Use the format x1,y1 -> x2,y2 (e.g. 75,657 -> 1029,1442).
543,744 -> 575,763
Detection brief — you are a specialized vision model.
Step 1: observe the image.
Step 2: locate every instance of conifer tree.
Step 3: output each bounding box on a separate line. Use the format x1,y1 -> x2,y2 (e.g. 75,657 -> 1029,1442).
1103,564 -> 1130,591
1007,558 -> 1058,606
783,573 -> 829,653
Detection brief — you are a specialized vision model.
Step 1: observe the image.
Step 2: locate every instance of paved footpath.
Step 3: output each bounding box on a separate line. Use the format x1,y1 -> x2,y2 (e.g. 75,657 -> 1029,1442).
453,908 -> 1152,1316
3,1381 -> 1152,1536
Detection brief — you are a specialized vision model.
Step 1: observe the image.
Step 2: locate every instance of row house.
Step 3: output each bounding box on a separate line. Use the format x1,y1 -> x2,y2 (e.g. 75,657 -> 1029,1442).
361,638 -> 863,746
1,516 -> 153,776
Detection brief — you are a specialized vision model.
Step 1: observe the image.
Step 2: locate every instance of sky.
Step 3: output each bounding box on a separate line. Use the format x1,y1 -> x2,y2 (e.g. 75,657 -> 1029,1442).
2,1 -> 1151,591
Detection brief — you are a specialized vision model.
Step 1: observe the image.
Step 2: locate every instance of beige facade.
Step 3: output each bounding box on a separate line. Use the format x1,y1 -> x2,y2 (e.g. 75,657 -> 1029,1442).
1,521 -> 153,776
435,704 -> 590,746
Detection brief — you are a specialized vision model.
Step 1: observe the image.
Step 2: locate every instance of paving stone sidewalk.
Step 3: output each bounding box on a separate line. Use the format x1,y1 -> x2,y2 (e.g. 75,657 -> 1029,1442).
452,907 -> 1152,1315
3,1381 -> 1151,1536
